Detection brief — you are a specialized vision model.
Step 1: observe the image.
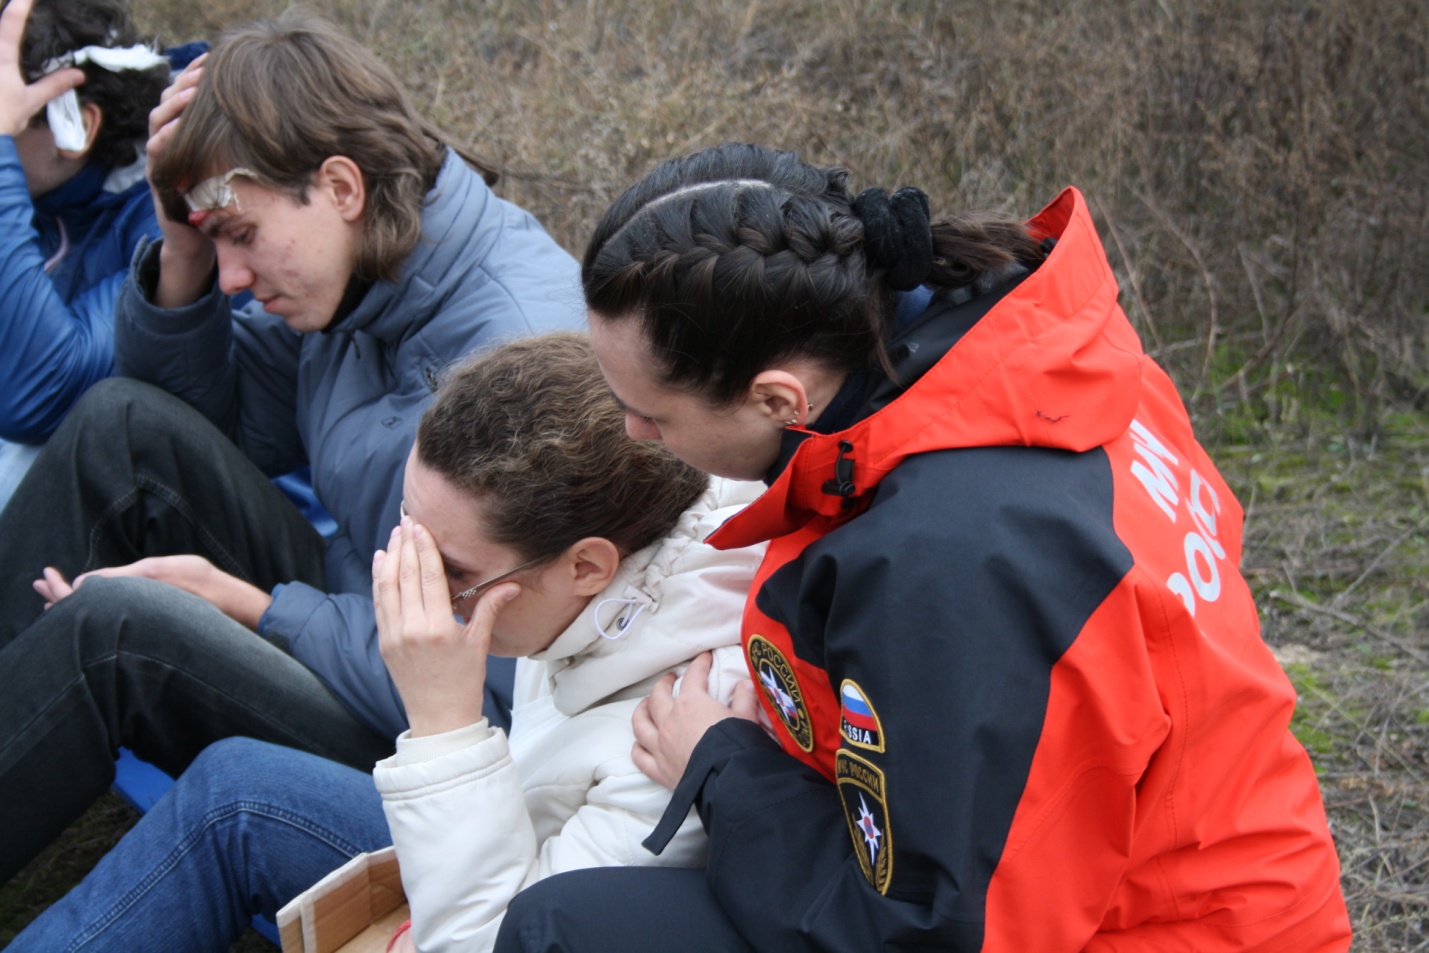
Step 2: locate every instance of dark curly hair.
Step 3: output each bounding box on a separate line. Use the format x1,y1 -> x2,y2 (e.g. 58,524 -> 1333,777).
418,332 -> 709,563
16,0 -> 169,169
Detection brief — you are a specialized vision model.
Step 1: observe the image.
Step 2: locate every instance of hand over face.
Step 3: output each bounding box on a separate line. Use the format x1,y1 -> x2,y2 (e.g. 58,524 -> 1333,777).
374,519 -> 519,738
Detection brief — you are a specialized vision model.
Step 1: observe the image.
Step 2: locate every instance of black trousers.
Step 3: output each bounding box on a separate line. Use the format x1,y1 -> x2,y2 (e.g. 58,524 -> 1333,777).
496,867 -> 757,953
0,377 -> 329,642
0,379 -> 392,883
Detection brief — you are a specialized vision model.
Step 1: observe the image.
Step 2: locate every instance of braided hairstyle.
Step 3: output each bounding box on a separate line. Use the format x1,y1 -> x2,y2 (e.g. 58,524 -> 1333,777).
582,143 -> 1048,405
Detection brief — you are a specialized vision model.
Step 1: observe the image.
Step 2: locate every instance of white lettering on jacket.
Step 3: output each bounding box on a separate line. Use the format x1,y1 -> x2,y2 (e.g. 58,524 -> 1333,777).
1128,420 -> 1224,616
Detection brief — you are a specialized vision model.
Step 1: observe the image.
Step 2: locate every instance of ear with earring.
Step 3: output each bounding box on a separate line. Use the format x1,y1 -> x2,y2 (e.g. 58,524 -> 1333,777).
783,402 -> 815,428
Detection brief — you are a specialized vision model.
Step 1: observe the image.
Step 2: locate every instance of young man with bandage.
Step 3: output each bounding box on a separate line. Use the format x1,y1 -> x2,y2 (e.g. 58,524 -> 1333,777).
0,10 -> 582,884
0,0 -> 200,505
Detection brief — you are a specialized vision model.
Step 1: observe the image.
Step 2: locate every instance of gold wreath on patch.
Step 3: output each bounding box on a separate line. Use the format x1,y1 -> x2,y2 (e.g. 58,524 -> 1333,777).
747,634 -> 814,752
837,749 -> 893,894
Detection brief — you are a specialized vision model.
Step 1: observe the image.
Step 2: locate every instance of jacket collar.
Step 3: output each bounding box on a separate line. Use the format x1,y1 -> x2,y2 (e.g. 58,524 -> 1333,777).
711,187 -> 1144,550
526,481 -> 749,716
324,149 -> 494,341
33,156 -> 144,222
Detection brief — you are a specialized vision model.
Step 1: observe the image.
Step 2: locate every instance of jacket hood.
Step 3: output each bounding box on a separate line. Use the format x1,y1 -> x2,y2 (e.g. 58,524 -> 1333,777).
711,187 -> 1144,550
527,477 -> 764,716
325,149 -> 497,341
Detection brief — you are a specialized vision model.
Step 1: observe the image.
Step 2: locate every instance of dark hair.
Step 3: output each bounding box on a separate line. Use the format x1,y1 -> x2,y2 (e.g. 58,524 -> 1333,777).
16,0 -> 168,169
582,143 -> 1048,405
417,332 -> 709,564
148,10 -> 497,283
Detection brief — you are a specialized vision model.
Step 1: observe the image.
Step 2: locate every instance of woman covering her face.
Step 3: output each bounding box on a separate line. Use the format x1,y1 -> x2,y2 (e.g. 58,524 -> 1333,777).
10,332 -> 763,953
492,144 -> 1353,953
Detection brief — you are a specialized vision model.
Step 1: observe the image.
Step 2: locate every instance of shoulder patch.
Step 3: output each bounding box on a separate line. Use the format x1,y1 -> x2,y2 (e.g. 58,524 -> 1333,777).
747,634 -> 814,752
836,750 -> 893,894
839,679 -> 885,752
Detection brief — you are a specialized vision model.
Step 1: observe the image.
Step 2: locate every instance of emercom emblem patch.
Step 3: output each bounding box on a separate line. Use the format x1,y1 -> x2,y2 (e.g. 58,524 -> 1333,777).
839,679 -> 884,752
837,749 -> 893,894
747,634 -> 814,752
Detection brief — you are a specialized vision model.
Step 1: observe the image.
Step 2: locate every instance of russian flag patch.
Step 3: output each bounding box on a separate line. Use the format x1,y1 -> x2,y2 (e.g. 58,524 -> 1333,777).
840,679 -> 884,752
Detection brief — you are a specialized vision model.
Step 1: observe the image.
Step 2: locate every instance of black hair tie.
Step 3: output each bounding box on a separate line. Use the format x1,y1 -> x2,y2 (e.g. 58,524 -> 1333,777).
852,186 -> 933,291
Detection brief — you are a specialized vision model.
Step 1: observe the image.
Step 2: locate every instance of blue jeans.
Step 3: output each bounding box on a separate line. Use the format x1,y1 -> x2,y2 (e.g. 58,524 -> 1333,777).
9,737 -> 391,953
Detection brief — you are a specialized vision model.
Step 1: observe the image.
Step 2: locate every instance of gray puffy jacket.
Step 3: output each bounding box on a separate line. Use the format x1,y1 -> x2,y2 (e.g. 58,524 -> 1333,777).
114,150 -> 584,736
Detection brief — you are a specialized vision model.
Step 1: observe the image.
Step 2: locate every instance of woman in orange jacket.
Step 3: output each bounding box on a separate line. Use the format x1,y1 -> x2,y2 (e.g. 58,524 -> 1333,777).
494,142 -> 1352,953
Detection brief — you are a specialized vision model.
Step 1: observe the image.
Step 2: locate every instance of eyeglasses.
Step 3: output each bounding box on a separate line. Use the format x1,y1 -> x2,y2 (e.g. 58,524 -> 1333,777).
448,556 -> 543,607
399,501 -> 541,608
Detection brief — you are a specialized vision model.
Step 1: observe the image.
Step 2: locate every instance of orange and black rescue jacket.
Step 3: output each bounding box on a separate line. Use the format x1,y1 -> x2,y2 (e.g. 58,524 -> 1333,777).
651,188 -> 1351,952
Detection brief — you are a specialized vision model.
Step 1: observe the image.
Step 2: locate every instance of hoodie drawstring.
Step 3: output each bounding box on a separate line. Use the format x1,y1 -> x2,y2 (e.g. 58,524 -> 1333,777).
592,596 -> 647,641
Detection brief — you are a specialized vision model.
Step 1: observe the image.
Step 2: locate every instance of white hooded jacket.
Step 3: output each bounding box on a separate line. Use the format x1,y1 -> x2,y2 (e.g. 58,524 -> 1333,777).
372,478 -> 764,952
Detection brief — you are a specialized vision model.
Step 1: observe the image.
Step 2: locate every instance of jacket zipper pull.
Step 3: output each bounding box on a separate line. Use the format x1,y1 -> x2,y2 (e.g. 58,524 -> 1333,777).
821,440 -> 857,508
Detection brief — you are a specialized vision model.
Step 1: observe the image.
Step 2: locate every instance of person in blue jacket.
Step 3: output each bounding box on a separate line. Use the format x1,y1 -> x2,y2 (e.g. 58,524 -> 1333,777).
0,10 -> 582,883
0,0 -> 200,505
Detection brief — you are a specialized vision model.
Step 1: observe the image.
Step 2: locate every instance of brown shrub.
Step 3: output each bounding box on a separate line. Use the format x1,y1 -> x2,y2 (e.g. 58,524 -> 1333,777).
136,0 -> 1426,439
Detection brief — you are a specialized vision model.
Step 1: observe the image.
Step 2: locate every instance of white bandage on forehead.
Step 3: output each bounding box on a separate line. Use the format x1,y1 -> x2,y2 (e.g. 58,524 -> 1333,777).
41,43 -> 169,151
185,168 -> 260,213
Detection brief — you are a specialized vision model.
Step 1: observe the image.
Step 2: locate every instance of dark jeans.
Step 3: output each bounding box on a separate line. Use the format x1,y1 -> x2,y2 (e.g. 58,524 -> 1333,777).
0,379 -> 392,883
496,868 -> 756,953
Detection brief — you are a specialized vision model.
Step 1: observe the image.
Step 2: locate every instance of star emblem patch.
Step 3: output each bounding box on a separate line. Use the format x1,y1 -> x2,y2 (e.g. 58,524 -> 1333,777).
837,750 -> 893,894
747,634 -> 814,752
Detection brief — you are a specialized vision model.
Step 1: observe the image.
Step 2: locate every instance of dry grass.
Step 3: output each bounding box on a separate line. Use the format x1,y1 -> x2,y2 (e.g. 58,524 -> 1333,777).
135,0 -> 1429,424
1220,417 -> 1429,950
1,0 -> 1425,949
